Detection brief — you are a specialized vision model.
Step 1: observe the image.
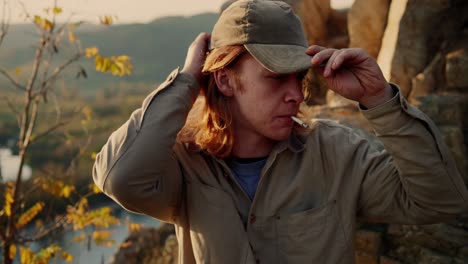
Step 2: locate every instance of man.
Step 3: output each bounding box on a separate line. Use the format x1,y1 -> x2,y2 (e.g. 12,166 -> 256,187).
93,0 -> 468,263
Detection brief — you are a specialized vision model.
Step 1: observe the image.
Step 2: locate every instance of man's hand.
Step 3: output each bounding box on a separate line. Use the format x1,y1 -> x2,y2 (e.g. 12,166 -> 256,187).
181,32 -> 211,87
306,46 -> 393,109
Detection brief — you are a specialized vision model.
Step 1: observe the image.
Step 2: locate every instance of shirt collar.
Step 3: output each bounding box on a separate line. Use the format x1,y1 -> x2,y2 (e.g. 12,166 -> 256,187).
273,129 -> 306,154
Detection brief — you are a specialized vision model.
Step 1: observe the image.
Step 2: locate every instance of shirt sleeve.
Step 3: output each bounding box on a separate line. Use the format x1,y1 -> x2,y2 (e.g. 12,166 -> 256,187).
355,83 -> 468,224
92,68 -> 199,223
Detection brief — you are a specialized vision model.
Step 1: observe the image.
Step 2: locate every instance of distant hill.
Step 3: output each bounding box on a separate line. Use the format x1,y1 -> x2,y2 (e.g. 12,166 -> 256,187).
0,12 -> 218,92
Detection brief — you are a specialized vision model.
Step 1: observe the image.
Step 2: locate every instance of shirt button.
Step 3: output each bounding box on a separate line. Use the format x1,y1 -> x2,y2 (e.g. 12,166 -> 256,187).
250,214 -> 256,224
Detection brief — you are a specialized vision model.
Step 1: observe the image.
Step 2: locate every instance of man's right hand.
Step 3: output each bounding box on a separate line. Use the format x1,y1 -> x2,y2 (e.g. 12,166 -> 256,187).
181,32 -> 211,87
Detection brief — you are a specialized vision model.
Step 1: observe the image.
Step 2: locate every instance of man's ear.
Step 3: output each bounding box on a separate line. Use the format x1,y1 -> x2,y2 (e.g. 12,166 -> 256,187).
213,69 -> 234,97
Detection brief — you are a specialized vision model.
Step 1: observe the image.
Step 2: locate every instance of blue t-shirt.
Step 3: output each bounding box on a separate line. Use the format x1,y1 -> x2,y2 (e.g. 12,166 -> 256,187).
228,157 -> 267,200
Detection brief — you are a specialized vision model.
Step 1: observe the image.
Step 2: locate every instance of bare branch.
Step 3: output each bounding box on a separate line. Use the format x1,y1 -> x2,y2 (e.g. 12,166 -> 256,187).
16,216 -> 68,243
22,100 -> 38,149
29,121 -> 66,144
2,95 -> 21,126
0,0 -> 10,48
66,134 -> 92,177
39,52 -> 81,93
0,225 -> 5,240
30,103 -> 82,144
0,68 -> 26,90
26,37 -> 47,94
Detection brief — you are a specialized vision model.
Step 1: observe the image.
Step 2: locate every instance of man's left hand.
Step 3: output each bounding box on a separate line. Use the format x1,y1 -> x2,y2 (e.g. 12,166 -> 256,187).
306,46 -> 393,109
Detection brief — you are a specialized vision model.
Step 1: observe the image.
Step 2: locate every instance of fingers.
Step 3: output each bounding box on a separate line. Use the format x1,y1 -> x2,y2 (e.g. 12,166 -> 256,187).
308,47 -> 368,78
306,45 -> 326,56
182,32 -> 211,86
190,32 -> 211,56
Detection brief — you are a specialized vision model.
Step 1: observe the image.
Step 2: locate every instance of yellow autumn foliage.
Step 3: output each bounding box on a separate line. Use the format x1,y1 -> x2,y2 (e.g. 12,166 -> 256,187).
3,182 -> 14,217
16,202 -> 45,229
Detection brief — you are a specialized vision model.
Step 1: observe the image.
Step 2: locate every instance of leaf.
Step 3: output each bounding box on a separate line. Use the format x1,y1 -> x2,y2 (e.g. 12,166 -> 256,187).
53,7 -> 63,15
37,177 -> 76,198
66,202 -> 119,231
16,202 -> 45,229
15,67 -> 22,76
61,185 -> 73,198
82,106 -> 93,121
93,54 -> 133,76
4,182 -> 14,216
35,245 -> 62,263
73,233 -> 86,243
129,223 -> 143,232
61,251 -> 74,262
33,15 -> 53,31
85,47 -> 99,58
92,231 -> 115,247
99,15 -> 115,26
20,246 -> 34,264
34,15 -> 43,25
9,244 -> 17,260
91,152 -> 98,162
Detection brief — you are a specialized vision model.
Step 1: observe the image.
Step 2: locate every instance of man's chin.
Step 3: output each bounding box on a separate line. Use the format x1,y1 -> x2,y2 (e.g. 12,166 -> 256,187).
267,128 -> 292,141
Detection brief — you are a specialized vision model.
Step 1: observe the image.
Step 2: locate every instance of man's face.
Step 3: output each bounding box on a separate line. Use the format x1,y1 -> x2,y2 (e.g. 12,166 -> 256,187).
227,53 -> 305,143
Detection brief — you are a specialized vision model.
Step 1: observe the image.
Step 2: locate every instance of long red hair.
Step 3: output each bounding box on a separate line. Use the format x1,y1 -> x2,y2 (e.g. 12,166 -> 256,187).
177,45 -> 246,159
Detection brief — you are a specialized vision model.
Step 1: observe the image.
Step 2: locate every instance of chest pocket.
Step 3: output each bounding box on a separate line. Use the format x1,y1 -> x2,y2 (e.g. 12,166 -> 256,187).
275,200 -> 349,264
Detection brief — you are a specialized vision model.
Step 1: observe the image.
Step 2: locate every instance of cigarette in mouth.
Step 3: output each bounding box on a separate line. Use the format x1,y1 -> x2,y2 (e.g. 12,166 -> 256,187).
291,116 -> 309,128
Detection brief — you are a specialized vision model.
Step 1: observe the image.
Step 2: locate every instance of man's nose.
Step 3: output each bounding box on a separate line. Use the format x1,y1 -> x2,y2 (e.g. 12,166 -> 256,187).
284,75 -> 304,104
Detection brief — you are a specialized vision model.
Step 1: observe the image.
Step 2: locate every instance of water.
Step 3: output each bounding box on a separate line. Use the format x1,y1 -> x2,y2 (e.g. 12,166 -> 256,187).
0,148 -> 32,182
0,147 -> 161,263
28,205 -> 161,264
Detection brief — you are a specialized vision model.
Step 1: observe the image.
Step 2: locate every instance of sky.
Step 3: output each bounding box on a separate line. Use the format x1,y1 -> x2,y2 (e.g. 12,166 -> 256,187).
3,0 -> 354,24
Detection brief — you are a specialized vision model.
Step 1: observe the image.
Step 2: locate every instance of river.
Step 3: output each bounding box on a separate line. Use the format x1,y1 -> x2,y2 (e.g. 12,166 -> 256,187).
0,148 -> 32,182
0,149 -> 161,263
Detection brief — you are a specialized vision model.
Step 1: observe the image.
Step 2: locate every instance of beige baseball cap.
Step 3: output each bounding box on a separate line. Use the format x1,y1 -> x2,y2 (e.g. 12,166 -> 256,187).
208,0 -> 312,74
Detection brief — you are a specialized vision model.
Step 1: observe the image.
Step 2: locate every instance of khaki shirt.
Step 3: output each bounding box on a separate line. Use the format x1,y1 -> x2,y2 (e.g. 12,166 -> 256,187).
93,68 -> 468,264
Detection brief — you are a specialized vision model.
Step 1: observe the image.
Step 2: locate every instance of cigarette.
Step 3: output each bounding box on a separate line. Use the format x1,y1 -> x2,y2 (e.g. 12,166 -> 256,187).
291,116 -> 309,128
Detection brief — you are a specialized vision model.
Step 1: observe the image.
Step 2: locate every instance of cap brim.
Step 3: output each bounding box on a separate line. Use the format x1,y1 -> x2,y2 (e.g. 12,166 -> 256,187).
244,44 -> 312,74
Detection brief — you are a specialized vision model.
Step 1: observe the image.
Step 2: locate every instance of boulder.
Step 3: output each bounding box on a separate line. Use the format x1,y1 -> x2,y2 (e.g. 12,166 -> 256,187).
381,0 -> 468,97
110,224 -> 177,264
295,0 -> 331,46
348,0 -> 391,58
446,48 -> 468,89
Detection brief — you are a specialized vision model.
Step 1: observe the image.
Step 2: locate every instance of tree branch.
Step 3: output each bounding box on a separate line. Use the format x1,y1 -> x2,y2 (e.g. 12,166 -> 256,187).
16,216 -> 67,243
0,0 -> 10,48
30,104 -> 82,144
29,121 -> 66,144
29,104 -> 79,144
22,100 -> 38,149
40,52 -> 82,93
0,68 -> 26,91
26,36 -> 47,94
0,224 -> 6,240
2,95 -> 21,126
